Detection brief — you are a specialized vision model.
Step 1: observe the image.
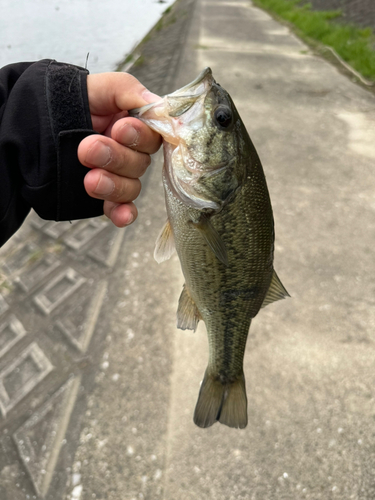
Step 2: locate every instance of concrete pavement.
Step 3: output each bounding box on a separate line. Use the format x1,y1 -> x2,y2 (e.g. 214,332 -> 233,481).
1,0 -> 375,499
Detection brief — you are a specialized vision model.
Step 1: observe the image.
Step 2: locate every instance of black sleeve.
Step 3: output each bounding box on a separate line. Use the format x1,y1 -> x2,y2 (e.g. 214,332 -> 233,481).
0,59 -> 103,247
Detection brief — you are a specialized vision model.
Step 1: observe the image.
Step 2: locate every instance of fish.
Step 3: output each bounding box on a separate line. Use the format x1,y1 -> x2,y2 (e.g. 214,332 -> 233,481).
129,68 -> 289,429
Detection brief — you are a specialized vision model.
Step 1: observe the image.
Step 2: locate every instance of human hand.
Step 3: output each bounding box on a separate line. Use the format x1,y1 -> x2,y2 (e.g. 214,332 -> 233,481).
77,72 -> 162,227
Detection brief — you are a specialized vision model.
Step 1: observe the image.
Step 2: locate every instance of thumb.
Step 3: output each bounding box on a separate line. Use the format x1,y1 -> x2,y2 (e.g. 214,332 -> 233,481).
87,72 -> 160,116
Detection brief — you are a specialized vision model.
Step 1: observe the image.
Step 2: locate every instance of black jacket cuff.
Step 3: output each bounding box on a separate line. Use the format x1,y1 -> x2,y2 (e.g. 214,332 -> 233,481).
0,59 -> 104,246
29,60 -> 103,221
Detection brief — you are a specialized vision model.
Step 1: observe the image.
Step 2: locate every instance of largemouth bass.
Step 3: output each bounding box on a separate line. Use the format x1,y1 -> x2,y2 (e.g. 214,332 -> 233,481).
130,68 -> 289,429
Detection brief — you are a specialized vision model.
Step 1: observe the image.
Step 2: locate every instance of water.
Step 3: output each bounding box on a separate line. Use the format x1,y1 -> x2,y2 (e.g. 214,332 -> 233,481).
1,0 -> 175,73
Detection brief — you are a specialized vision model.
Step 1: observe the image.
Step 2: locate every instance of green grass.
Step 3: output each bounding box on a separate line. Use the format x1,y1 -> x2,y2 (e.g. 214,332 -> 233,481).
115,1 -> 179,71
252,0 -> 375,83
123,54 -> 134,64
133,55 -> 145,67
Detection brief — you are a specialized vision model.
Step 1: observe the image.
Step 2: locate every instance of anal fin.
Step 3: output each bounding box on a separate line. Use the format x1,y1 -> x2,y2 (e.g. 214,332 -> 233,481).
261,270 -> 290,308
177,285 -> 202,331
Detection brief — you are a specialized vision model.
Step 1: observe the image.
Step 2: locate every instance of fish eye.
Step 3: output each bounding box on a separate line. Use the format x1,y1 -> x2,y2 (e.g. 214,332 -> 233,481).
214,106 -> 233,129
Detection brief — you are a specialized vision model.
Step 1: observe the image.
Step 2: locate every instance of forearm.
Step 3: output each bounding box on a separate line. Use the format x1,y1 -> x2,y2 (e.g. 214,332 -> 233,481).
0,59 -> 103,247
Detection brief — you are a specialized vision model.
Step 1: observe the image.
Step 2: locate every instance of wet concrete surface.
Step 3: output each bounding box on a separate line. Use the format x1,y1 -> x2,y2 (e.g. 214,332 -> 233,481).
1,0 -> 375,499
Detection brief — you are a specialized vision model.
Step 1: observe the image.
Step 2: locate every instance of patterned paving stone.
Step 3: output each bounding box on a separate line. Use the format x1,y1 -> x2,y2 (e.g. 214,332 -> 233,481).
33,269 -> 86,316
13,376 -> 81,498
39,220 -> 79,239
0,208 -> 121,499
2,242 -> 40,276
63,219 -> 108,251
55,280 -> 107,354
0,342 -> 53,417
0,295 -> 9,316
0,462 -> 27,500
87,223 -> 126,268
0,315 -> 27,359
15,254 -> 61,293
0,215 -> 115,498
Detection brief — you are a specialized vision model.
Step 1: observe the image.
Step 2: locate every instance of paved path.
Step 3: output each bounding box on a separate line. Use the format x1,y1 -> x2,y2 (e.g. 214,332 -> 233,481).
1,0 -> 375,499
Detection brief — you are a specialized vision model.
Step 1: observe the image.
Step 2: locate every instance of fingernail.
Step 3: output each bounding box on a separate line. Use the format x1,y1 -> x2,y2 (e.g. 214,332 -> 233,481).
94,174 -> 115,196
86,140 -> 111,167
126,213 -> 134,225
120,123 -> 139,147
142,90 -> 161,104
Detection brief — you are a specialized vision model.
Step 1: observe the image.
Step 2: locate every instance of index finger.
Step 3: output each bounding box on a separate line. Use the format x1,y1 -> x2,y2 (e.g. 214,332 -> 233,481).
87,73 -> 160,116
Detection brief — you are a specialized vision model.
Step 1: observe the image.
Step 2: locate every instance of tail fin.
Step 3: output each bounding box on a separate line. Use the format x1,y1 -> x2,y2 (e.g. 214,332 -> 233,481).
193,370 -> 248,429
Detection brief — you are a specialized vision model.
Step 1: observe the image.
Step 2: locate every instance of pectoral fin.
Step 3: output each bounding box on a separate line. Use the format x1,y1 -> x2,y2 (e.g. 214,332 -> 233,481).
261,270 -> 290,308
192,216 -> 228,266
177,285 -> 202,331
154,219 -> 175,263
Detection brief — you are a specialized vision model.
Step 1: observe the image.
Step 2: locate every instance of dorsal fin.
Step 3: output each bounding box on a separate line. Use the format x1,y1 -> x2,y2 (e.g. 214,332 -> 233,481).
154,219 -> 175,263
261,270 -> 290,308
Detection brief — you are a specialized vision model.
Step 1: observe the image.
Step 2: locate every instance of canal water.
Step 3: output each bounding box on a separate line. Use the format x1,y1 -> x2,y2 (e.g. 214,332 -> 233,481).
1,0 -> 175,72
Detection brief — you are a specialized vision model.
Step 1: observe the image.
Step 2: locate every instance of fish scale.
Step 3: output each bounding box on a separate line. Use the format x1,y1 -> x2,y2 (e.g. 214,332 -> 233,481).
129,67 -> 289,429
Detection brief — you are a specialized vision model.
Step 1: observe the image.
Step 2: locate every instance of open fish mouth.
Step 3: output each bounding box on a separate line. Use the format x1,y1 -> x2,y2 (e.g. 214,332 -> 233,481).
129,68 -> 236,211
168,67 -> 213,97
129,67 -> 214,118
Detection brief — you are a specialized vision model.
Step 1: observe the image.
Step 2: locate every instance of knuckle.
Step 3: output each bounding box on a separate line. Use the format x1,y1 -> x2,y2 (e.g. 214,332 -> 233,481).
108,146 -> 150,179
110,147 -> 132,174
114,178 -> 141,203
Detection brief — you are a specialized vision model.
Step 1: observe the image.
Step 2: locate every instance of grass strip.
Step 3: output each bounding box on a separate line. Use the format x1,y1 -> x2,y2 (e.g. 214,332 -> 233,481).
115,2 -> 179,72
252,0 -> 375,84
